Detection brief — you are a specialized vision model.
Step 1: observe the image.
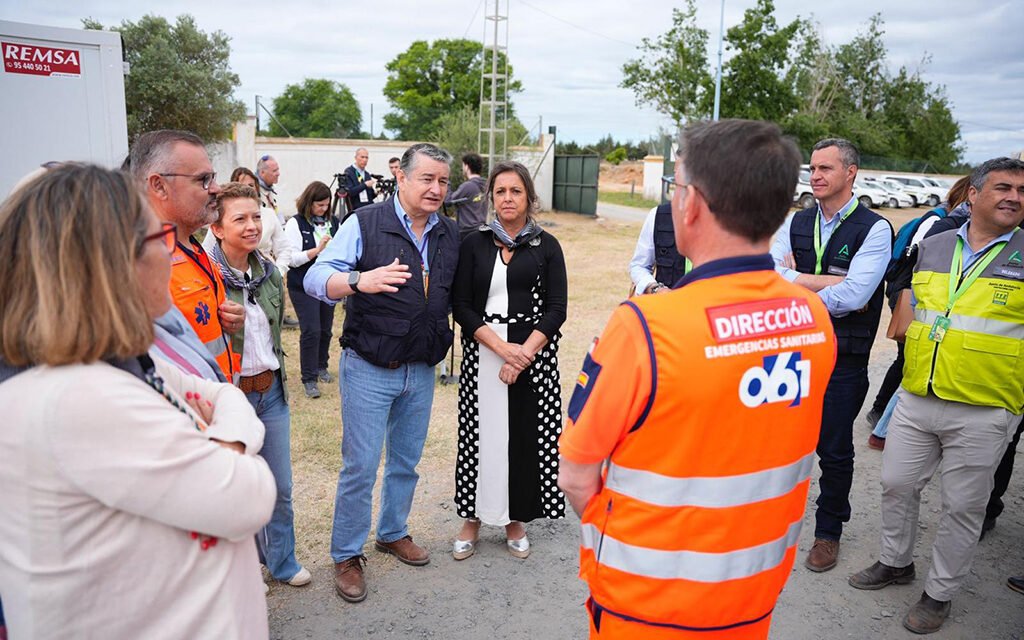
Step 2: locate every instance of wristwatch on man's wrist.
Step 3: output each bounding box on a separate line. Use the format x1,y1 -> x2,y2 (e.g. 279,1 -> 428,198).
644,282 -> 664,294
348,270 -> 361,292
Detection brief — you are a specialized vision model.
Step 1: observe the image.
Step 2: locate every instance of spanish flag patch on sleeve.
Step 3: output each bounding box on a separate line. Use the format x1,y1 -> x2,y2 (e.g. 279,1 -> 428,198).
567,344 -> 602,423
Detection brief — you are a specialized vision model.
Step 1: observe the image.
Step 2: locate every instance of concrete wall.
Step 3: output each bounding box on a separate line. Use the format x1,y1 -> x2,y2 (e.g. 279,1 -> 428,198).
209,117 -> 415,217
208,117 -> 555,216
510,131 -> 555,211
643,155 -> 664,201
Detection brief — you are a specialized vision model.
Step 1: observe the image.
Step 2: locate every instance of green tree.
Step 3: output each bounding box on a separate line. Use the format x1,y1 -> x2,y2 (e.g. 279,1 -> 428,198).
620,6 -> 962,171
383,38 -> 522,141
431,104 -> 527,186
268,78 -> 361,138
83,15 -> 245,142
782,15 -> 963,171
620,0 -> 713,125
702,0 -> 802,122
605,147 -> 627,165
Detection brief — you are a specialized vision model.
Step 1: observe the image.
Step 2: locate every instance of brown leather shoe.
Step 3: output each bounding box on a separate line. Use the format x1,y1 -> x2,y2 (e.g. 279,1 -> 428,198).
374,535 -> 430,566
334,555 -> 367,603
903,591 -> 950,634
1007,575 -> 1024,595
805,538 -> 840,572
849,560 -> 916,590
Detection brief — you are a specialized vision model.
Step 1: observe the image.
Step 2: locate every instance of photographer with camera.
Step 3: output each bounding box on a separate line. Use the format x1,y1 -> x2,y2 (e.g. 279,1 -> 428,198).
445,153 -> 488,241
344,148 -> 378,212
375,174 -> 397,201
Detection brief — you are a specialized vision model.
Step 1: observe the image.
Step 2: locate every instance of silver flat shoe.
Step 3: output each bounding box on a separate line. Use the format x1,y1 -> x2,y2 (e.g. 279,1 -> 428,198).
507,534 -> 530,559
452,537 -> 477,561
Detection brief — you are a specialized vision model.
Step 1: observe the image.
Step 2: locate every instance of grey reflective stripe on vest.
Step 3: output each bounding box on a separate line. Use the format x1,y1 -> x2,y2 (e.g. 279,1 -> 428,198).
915,308 -> 1024,340
580,519 -> 803,583
204,335 -> 227,357
916,228 -> 1024,279
604,452 -> 815,509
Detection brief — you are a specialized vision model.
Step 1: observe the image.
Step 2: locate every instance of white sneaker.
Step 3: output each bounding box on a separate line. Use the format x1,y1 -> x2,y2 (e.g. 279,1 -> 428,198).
286,566 -> 312,587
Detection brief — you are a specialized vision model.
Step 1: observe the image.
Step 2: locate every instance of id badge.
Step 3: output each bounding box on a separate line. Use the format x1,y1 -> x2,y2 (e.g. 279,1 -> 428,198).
929,316 -> 951,342
359,190 -> 369,203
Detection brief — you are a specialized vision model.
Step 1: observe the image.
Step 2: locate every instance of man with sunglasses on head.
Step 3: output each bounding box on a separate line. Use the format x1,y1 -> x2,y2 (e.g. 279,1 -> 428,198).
256,155 -> 283,225
249,154 -> 296,327
131,129 -> 243,382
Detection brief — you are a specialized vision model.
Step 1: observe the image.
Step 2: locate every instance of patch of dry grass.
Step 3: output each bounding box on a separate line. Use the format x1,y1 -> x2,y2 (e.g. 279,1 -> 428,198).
282,211 -> 641,565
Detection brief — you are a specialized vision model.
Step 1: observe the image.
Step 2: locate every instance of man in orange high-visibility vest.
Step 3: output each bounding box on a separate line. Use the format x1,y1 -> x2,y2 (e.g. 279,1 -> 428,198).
559,119 -> 837,640
131,129 -> 243,381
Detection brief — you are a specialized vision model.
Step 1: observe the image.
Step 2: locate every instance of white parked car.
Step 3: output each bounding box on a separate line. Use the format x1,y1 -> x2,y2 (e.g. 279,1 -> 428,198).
795,172 -> 906,210
883,175 -> 944,208
853,179 -> 894,209
793,170 -> 815,210
863,177 -> 915,208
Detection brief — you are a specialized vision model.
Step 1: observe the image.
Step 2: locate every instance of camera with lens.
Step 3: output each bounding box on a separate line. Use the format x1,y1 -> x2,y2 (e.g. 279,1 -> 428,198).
371,173 -> 397,199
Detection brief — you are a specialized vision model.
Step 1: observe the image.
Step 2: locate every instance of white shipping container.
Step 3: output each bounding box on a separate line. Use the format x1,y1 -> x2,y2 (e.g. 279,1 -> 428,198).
1,20 -> 128,197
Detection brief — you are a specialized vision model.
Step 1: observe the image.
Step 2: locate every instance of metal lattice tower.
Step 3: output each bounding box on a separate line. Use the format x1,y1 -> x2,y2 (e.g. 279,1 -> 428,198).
478,0 -> 509,168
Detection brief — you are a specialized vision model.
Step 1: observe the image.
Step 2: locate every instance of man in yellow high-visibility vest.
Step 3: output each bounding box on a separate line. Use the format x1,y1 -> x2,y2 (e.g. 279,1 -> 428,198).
849,157 -> 1024,634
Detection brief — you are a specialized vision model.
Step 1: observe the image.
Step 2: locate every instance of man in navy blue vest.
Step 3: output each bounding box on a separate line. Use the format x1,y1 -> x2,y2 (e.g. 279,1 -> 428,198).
628,201 -> 692,295
770,138 -> 893,573
304,143 -> 459,603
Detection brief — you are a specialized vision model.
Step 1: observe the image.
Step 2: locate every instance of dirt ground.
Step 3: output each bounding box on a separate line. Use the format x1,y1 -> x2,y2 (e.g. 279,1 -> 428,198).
267,210 -> 1024,640
598,160 -> 644,193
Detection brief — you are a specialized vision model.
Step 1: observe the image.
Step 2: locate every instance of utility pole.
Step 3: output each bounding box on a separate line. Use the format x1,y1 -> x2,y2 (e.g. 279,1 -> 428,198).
478,0 -> 509,169
713,0 -> 725,121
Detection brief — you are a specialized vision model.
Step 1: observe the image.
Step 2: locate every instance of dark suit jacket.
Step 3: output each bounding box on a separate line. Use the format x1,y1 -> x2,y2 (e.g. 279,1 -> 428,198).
344,164 -> 377,211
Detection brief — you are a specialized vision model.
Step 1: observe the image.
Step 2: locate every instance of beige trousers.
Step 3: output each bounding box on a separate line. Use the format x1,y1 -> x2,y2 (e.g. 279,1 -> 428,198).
879,389 -> 1018,601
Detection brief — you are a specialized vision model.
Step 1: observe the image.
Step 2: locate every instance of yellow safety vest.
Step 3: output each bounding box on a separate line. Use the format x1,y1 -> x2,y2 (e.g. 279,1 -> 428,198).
903,228 -> 1024,413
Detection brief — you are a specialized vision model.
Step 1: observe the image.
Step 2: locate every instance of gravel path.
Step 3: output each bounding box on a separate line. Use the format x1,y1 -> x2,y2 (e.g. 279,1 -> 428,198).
267,331 -> 1023,639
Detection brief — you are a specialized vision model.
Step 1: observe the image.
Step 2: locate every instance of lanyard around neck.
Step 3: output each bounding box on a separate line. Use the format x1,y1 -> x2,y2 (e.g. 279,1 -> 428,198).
946,235 -> 1010,312
813,199 -> 858,275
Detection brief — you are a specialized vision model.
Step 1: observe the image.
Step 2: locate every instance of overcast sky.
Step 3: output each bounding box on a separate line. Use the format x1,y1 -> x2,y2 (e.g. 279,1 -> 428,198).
3,0 -> 1021,163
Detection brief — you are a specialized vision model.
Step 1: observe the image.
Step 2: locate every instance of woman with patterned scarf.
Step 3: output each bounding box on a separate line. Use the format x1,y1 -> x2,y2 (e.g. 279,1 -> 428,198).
450,161 -> 569,560
208,182 -> 311,590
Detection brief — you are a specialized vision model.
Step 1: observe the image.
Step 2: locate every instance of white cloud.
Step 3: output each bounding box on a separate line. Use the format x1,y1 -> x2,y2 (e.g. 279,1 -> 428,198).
3,0 -> 1020,162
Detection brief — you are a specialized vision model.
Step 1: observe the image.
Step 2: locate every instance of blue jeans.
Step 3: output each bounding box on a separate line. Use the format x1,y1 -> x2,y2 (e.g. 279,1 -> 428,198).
289,286 -> 336,383
245,372 -> 301,581
873,390 -> 900,439
814,363 -> 869,541
330,348 -> 435,562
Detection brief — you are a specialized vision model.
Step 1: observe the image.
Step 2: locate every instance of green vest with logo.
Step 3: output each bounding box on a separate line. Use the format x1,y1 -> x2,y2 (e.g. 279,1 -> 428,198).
903,228 -> 1024,413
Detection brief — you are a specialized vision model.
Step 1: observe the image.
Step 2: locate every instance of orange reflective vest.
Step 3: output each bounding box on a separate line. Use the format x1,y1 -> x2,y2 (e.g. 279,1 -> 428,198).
560,262 -> 836,636
169,240 -> 239,381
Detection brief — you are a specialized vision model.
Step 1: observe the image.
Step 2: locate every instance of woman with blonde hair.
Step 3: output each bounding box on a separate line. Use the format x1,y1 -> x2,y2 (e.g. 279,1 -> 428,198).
208,181 -> 311,588
0,164 -> 276,639
204,165 -> 292,277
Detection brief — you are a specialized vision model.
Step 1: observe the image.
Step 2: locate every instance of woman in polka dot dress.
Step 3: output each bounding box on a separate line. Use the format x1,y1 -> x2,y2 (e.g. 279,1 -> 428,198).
450,161 -> 568,560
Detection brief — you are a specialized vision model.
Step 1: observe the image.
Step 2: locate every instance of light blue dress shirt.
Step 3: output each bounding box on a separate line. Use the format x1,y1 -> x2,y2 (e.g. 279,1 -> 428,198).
770,196 -> 892,317
303,197 -> 441,304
